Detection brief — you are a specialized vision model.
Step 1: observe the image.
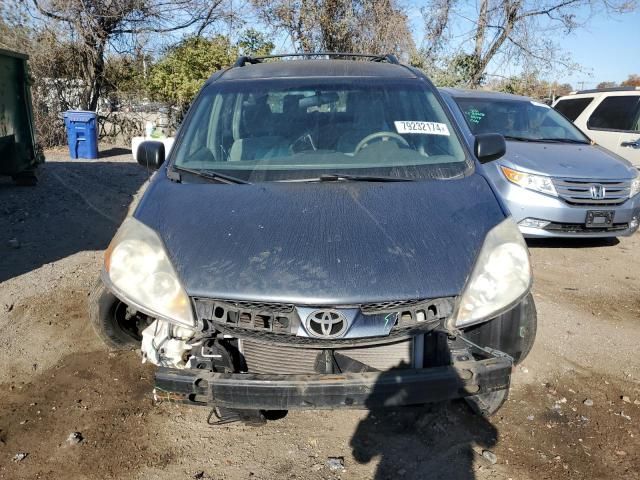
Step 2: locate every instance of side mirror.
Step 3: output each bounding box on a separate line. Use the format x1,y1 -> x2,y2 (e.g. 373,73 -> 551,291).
137,141 -> 165,170
474,133 -> 506,164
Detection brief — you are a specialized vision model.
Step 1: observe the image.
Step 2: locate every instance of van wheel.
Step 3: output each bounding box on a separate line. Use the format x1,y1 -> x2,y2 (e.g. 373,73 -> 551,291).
465,388 -> 508,417
513,295 -> 537,364
89,280 -> 142,350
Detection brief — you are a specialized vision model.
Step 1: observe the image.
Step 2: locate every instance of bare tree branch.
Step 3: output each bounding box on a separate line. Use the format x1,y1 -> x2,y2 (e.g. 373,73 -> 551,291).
418,0 -> 637,86
251,0 -> 415,57
24,0 -> 230,110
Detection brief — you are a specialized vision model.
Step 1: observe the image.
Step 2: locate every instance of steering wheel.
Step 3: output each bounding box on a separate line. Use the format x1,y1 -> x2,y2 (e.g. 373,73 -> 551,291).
354,131 -> 409,154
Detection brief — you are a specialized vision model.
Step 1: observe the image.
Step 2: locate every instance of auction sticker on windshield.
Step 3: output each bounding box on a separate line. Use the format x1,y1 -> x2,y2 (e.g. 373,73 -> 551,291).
394,121 -> 450,136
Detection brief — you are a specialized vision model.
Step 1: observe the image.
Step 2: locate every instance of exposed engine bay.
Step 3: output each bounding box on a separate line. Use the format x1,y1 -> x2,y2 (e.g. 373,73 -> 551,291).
141,319 -> 197,369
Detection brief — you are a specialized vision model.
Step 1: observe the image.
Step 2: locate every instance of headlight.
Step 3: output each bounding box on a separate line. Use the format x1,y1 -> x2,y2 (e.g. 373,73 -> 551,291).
501,165 -> 557,197
630,174 -> 640,198
454,218 -> 532,328
104,218 -> 194,327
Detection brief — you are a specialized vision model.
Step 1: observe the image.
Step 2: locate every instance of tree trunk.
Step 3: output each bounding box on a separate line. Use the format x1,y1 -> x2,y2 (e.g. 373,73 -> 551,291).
474,0 -> 488,59
79,38 -> 106,111
88,41 -> 106,111
467,0 -> 520,87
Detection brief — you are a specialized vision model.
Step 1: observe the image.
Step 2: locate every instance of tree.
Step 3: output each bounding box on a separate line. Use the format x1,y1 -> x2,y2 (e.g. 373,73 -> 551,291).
251,0 -> 415,57
102,52 -> 153,112
104,54 -> 151,95
149,32 -> 275,109
621,74 -> 640,87
26,0 -> 229,110
0,10 -> 88,146
597,81 -> 617,89
237,29 -> 275,57
486,73 -> 573,100
419,1 -> 636,87
555,82 -> 574,97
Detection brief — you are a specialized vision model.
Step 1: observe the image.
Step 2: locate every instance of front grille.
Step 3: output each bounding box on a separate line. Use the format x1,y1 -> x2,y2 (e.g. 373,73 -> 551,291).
194,298 -> 296,335
360,298 -> 429,313
552,178 -> 631,206
241,339 -> 413,374
544,221 -> 629,233
221,300 -> 294,314
193,297 -> 454,340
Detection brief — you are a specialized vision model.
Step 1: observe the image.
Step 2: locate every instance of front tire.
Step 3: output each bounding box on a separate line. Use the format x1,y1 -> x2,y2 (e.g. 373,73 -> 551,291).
89,279 -> 141,350
465,388 -> 509,416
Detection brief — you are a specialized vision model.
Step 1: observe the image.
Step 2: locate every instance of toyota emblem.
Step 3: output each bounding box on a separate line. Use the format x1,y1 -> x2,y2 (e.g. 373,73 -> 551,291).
306,310 -> 348,338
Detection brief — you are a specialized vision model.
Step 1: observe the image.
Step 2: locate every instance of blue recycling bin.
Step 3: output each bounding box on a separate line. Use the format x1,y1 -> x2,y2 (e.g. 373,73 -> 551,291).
63,110 -> 98,159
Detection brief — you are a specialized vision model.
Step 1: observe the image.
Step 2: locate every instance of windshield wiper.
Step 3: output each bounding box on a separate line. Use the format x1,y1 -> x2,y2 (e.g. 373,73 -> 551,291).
538,138 -> 590,144
504,135 -> 588,145
173,167 -> 411,184
503,135 -> 536,142
312,173 -> 413,182
172,166 -> 251,184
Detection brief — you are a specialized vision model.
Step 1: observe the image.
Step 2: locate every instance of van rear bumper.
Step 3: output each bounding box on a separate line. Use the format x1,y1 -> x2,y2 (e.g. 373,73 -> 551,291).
154,356 -> 512,410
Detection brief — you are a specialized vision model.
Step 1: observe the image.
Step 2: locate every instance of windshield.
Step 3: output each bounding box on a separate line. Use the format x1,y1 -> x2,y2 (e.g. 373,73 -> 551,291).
171,79 -> 469,182
454,97 -> 590,144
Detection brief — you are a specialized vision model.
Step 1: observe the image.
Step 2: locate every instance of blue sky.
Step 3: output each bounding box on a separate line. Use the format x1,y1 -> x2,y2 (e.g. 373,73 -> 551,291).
557,10 -> 639,88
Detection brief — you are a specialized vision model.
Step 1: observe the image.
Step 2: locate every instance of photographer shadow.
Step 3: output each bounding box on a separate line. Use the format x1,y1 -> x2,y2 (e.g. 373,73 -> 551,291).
349,340 -> 500,480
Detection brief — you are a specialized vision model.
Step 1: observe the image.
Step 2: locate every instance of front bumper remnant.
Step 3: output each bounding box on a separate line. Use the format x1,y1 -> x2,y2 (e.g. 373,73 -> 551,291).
154,356 -> 512,410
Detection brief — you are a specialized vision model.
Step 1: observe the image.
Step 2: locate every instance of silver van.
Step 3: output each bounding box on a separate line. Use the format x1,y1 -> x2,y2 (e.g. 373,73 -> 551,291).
441,88 -> 640,238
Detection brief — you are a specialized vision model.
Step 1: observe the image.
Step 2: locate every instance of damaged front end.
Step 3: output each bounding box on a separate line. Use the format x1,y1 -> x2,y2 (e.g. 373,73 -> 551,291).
132,293 -> 533,417
92,216 -> 535,420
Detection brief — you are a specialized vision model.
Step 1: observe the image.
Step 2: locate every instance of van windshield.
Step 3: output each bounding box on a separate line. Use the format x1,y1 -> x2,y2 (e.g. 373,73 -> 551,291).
171,79 -> 470,182
454,97 -> 590,144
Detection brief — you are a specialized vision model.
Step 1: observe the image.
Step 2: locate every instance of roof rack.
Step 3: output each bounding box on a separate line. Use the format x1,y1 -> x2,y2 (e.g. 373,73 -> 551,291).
573,86 -> 640,94
233,52 -> 400,68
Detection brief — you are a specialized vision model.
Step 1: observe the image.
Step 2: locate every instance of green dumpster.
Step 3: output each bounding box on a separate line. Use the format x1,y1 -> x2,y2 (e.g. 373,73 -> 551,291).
0,48 -> 43,185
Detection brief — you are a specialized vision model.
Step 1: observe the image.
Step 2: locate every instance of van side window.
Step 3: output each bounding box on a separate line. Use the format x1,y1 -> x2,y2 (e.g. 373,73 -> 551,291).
587,96 -> 640,132
553,97 -> 592,121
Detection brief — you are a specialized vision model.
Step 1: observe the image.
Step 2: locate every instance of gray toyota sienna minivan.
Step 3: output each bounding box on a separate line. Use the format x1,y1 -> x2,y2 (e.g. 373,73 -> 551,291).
90,54 -> 536,424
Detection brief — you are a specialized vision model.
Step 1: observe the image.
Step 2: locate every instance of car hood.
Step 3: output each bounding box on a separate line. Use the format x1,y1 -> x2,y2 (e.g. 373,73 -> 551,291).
502,141 -> 636,179
134,173 -> 505,305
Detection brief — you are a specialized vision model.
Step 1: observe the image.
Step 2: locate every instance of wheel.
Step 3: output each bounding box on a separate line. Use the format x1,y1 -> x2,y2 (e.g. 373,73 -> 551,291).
88,279 -> 143,350
516,295 -> 537,363
465,388 -> 509,417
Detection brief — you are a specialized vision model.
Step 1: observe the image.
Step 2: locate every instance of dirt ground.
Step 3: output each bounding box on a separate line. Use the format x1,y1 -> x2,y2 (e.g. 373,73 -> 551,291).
0,148 -> 638,480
